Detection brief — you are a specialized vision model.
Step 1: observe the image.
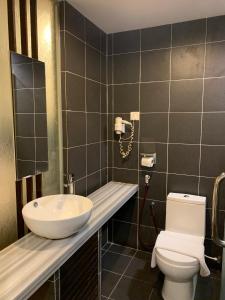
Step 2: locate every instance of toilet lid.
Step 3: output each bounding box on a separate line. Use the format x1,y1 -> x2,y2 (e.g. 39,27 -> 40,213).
156,248 -> 199,266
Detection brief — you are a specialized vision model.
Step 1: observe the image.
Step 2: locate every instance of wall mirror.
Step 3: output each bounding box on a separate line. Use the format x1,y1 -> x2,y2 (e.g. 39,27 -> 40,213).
10,52 -> 48,180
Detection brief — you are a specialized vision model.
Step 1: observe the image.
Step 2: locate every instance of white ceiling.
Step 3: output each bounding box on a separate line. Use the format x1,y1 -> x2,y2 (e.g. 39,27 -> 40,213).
68,0 -> 225,33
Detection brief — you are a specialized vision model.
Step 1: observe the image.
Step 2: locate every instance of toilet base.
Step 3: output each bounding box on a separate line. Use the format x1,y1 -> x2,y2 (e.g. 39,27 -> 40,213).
161,275 -> 197,300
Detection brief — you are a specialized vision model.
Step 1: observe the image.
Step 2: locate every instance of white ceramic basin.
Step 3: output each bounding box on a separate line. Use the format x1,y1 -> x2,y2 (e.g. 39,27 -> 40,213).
22,194 -> 93,239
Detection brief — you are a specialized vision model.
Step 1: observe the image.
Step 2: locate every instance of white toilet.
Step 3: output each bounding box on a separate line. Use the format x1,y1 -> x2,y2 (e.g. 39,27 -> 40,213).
155,193 -> 206,300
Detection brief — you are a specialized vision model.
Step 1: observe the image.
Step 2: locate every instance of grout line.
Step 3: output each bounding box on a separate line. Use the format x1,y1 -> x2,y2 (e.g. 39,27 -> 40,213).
107,249 -> 137,299
107,75 -> 225,86
198,18 -> 208,195
107,38 -> 225,56
102,268 -> 153,284
62,70 -> 107,86
137,29 -> 141,250
84,19 -> 88,196
166,24 -> 173,196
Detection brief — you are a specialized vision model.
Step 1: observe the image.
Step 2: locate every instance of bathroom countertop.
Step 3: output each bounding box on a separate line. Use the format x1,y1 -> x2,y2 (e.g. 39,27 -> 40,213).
0,181 -> 138,300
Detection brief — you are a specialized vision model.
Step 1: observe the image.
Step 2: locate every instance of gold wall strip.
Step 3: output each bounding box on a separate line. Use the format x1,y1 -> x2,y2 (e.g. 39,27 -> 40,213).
0,1 -> 18,249
37,0 -> 63,195
26,0 -> 32,57
14,0 -> 22,54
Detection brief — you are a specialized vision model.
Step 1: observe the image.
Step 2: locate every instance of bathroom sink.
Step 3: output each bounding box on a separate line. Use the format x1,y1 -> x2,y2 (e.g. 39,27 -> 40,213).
22,194 -> 93,239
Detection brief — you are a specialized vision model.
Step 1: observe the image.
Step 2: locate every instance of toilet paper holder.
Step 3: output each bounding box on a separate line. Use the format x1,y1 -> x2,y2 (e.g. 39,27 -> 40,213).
140,152 -> 157,164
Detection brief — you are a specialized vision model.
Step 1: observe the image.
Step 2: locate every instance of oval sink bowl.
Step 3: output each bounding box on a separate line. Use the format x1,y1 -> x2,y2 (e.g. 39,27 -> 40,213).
22,194 -> 93,239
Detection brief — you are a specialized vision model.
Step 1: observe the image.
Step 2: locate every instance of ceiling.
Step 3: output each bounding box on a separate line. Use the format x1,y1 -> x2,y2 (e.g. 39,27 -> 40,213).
68,0 -> 225,33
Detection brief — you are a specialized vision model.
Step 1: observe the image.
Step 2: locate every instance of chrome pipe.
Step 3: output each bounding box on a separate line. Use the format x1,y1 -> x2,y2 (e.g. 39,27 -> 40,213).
212,172 -> 225,247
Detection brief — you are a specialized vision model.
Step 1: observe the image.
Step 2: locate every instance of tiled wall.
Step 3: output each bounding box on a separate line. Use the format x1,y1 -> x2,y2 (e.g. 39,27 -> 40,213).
60,1 -> 108,196
108,16 -> 225,258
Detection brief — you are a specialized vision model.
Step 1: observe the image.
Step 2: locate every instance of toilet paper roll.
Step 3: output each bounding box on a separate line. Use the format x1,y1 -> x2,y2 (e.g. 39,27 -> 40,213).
141,157 -> 154,168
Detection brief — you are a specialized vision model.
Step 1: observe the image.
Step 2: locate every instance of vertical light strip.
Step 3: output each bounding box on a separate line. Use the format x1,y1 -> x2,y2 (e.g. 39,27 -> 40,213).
0,0 -> 17,248
7,0 -> 16,51
26,0 -> 32,57
85,19 -> 88,195
14,0 -> 22,54
198,18 -> 208,194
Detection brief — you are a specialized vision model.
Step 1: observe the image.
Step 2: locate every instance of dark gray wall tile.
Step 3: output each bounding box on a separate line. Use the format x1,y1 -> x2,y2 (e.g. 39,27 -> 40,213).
65,32 -> 85,75
101,85 -> 107,113
140,113 -> 168,143
35,114 -> 47,137
75,177 -> 87,196
36,138 -> 48,161
200,146 -> 225,177
202,113 -> 225,145
87,171 -> 101,194
101,114 -> 107,141
139,198 -> 165,229
113,30 -> 140,54
15,89 -> 34,113
169,113 -> 201,144
16,114 -> 34,137
113,195 -> 138,223
13,63 -> 33,89
204,78 -> 225,111
205,41 -> 225,77
87,113 -> 100,143
170,79 -> 203,112
167,173 -> 199,195
67,145 -> 86,180
101,54 -> 106,83
101,142 -> 107,169
168,144 -> 200,175
86,45 -> 100,81
140,82 -> 169,112
86,80 -> 100,112
85,19 -> 101,50
64,1 -> 85,40
87,143 -> 100,174
67,112 -> 86,147
141,49 -> 170,81
114,84 -> 139,113
113,168 -> 138,184
34,88 -> 46,113
172,19 -> 206,46
113,53 -> 140,83
33,63 -> 45,88
66,73 -> 85,111
171,45 -> 204,79
141,25 -> 171,50
16,137 -> 35,160
112,220 -> 138,249
207,16 -> 225,42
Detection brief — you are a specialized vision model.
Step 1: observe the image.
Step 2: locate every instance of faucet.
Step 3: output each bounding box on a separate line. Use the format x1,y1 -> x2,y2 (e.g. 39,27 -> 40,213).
64,173 -> 75,194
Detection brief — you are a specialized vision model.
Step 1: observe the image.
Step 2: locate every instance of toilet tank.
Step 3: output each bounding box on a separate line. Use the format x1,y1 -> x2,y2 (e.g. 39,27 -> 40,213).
166,193 -> 206,237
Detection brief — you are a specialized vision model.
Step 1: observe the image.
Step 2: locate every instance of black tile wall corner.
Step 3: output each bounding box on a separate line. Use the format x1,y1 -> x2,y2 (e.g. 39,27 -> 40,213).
108,15 -> 225,253
60,1 -> 108,196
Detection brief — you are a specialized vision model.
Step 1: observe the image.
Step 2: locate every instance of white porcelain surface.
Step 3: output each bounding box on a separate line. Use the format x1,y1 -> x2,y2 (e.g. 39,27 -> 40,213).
166,193 -> 206,236
0,181 -> 138,300
156,249 -> 199,300
22,194 -> 93,239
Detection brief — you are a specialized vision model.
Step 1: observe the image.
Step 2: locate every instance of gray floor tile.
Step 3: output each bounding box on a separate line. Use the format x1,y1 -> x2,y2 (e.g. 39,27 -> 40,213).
109,244 -> 136,257
102,251 -> 132,274
101,270 -> 121,297
111,276 -> 152,300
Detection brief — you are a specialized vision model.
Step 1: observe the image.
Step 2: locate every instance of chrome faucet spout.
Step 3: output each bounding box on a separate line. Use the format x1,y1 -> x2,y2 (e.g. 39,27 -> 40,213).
64,173 -> 75,194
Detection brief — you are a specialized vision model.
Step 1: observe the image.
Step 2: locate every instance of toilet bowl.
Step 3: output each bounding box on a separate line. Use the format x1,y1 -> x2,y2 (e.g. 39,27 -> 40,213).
156,248 -> 199,300
152,193 -> 207,300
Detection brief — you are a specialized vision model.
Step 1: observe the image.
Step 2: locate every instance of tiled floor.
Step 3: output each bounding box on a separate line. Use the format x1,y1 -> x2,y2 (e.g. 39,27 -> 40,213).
101,243 -> 221,300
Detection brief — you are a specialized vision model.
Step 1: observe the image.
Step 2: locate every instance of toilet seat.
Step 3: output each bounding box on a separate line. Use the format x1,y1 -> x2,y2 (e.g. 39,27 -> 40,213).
156,248 -> 199,267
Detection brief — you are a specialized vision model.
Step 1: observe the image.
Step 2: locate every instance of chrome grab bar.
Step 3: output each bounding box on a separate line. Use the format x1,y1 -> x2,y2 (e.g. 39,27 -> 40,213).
212,172 -> 225,247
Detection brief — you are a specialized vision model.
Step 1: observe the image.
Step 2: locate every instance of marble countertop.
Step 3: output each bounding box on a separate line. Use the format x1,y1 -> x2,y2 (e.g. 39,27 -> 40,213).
0,181 -> 138,300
